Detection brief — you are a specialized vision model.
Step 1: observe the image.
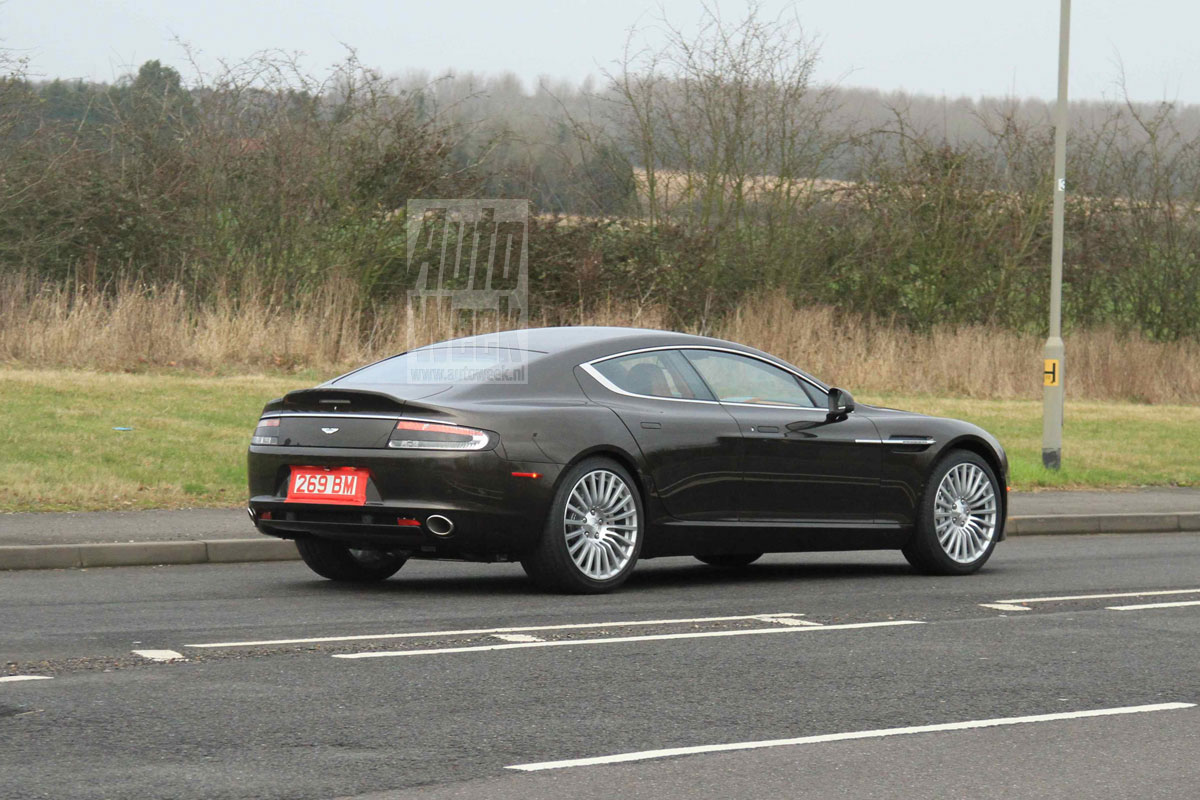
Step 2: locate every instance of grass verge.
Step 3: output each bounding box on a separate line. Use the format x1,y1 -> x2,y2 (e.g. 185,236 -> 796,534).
0,370 -> 301,513
0,370 -> 1194,513
862,394 -> 1200,490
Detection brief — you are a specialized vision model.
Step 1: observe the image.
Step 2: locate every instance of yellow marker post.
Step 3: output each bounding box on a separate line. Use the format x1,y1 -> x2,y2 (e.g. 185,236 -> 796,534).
1043,359 -> 1060,387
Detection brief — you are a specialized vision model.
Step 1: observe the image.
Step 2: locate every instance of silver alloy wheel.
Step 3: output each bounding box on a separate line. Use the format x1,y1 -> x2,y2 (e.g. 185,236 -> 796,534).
563,469 -> 639,581
933,462 -> 998,563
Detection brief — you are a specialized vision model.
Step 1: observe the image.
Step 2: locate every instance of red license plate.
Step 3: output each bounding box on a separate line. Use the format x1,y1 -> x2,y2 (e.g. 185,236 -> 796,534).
286,466 -> 368,505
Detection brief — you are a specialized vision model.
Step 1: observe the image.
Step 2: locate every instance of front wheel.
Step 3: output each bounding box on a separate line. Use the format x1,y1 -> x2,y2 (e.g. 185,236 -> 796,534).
903,451 -> 1000,575
521,457 -> 644,594
295,537 -> 407,582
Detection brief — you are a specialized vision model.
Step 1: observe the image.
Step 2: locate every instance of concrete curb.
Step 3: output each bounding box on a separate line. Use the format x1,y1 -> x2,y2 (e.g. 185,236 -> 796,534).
1007,512 -> 1200,536
2,513 -> 1198,571
0,538 -> 298,571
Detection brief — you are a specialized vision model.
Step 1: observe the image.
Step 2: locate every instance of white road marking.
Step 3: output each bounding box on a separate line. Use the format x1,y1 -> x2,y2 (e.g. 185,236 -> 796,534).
1107,600 -> 1200,611
979,603 -> 1032,612
132,649 -> 186,662
333,620 -> 923,660
506,702 -> 1196,771
997,588 -> 1200,604
0,675 -> 53,683
753,614 -> 823,627
184,612 -> 813,649
491,634 -> 545,643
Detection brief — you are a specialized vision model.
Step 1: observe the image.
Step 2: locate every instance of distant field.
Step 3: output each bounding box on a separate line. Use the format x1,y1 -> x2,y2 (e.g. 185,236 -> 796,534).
0,370 -> 1195,513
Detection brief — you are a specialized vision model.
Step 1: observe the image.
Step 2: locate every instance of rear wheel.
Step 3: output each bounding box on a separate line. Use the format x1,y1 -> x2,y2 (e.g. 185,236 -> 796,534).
903,451 -> 1000,575
295,537 -> 407,582
521,457 -> 643,594
695,553 -> 762,567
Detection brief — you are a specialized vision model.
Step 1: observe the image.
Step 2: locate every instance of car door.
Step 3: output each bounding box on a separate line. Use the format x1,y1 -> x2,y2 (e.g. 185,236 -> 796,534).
577,349 -> 743,521
680,348 -> 881,523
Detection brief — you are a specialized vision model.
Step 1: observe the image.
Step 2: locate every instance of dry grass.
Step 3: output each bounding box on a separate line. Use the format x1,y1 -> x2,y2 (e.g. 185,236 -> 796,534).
2,275 -> 1198,403
721,295 -> 1200,404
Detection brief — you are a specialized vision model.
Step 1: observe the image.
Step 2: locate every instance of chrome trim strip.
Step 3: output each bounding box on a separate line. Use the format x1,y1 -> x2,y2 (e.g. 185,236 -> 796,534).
854,437 -> 936,446
580,344 -> 829,408
261,413 -> 468,429
261,412 -> 405,421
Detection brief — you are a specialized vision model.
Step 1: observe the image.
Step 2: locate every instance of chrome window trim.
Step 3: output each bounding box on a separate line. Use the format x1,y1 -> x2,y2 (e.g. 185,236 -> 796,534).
721,401 -> 828,412
579,360 -> 722,406
580,345 -> 830,410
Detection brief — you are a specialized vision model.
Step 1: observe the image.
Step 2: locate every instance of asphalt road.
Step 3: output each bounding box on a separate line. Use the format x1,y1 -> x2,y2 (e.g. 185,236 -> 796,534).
3,533 -> 1200,799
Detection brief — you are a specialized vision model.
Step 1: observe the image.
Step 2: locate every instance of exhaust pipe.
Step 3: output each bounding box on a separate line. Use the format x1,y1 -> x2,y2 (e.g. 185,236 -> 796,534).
426,514 -> 455,536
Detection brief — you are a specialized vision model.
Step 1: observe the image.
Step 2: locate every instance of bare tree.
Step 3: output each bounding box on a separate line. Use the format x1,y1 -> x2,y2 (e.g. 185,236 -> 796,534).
605,2 -> 840,234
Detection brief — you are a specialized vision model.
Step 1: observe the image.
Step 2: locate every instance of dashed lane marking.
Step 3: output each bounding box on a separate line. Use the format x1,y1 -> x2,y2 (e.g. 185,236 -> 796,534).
754,614 -> 824,627
132,650 -> 186,662
979,603 -> 1032,612
0,675 -> 53,683
506,702 -> 1196,771
1107,600 -> 1200,611
491,634 -> 545,643
996,588 -> 1200,605
333,620 -> 922,660
184,612 -> 815,649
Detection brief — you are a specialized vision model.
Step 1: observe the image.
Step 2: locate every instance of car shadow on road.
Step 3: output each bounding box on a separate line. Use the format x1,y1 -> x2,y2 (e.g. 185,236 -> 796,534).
630,560 -> 920,590
286,555 -> 932,599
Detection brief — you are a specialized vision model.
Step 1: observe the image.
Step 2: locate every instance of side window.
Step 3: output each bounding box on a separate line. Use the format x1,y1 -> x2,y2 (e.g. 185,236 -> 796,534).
682,350 -> 817,408
592,351 -> 715,400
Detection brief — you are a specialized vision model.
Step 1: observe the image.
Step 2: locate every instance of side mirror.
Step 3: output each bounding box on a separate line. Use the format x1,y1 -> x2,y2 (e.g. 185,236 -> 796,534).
827,387 -> 855,418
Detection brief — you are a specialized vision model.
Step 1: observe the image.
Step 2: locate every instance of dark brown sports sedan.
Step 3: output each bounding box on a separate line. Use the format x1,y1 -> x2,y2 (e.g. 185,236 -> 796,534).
247,327 -> 1007,593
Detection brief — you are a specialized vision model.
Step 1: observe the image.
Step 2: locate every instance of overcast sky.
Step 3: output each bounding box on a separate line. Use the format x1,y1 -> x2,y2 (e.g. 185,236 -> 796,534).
4,0 -> 1199,104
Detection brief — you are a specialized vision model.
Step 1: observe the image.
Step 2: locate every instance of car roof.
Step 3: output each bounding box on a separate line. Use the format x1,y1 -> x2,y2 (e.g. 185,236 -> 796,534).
412,326 -> 706,356
415,326 -> 827,384
333,326 -> 830,394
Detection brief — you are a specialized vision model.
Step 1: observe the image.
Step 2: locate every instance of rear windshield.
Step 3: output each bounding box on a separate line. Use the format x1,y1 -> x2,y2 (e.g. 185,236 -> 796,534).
335,346 -> 535,385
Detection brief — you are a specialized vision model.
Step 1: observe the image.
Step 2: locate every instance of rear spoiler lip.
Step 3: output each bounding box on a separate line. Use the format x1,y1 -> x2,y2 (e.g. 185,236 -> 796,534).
259,388 -> 402,417
282,387 -> 404,409
261,387 -> 468,423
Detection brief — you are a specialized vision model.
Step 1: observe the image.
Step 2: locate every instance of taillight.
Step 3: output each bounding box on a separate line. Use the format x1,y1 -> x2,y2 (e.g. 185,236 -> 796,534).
387,419 -> 493,451
251,417 -> 279,446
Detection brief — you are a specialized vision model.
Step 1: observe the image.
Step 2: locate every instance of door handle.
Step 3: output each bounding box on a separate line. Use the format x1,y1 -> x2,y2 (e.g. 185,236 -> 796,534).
750,425 -> 780,433
641,421 -> 662,429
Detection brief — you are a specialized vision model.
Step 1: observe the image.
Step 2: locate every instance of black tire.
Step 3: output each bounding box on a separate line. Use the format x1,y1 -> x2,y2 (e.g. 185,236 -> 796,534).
295,537 -> 407,582
902,450 -> 1001,575
695,553 -> 763,568
520,457 -> 644,594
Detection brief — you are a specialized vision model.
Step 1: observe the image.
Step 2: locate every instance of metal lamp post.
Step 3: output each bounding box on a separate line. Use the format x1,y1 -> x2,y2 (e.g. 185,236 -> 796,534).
1043,0 -> 1070,470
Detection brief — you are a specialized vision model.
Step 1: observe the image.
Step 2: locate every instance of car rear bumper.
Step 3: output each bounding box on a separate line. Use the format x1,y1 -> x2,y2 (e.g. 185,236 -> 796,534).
247,445 -> 561,558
